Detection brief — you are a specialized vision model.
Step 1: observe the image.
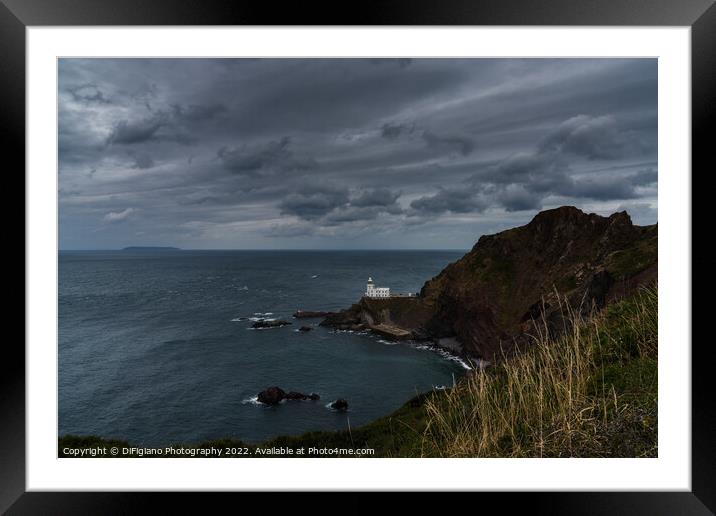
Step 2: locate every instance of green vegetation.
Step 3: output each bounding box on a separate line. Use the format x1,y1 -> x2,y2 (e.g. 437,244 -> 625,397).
423,283 -> 657,457
59,284 -> 657,458
605,228 -> 657,280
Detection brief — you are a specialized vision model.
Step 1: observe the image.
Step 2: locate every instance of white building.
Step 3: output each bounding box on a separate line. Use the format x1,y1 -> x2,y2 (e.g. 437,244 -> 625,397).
365,277 -> 390,298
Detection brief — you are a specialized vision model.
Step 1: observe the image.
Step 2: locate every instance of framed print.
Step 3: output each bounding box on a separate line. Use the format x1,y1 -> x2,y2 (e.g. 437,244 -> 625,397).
4,0 -> 714,512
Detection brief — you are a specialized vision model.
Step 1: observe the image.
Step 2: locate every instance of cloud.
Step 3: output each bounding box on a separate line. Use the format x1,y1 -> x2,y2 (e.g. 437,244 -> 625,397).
485,151 -> 566,185
58,58 -> 657,249
539,114 -> 649,160
130,153 -> 155,169
103,208 -> 136,222
560,176 -> 640,201
498,184 -> 544,212
171,103 -> 226,122
107,115 -> 165,145
279,186 -> 403,224
410,114 -> 656,217
68,83 -> 111,104
350,188 -> 401,208
410,188 -> 487,215
422,130 -> 475,156
631,168 -> 658,185
218,137 -> 317,176
279,185 -> 350,220
381,122 -> 415,140
267,222 -> 316,238
106,104 -> 223,147
323,206 -> 386,224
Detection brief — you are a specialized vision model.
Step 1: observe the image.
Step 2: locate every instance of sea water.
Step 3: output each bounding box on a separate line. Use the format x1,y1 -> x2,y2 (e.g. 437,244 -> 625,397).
59,250 -> 467,446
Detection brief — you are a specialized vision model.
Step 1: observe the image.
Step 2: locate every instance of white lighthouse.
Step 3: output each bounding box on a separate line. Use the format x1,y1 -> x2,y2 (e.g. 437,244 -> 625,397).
365,277 -> 390,298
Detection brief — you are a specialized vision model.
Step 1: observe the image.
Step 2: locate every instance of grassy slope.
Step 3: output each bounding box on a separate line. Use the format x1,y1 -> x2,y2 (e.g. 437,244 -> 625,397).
423,283 -> 657,457
59,285 -> 657,458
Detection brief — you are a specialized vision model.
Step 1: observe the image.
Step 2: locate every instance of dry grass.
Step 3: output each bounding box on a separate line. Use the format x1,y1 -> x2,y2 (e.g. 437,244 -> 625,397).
423,284 -> 658,457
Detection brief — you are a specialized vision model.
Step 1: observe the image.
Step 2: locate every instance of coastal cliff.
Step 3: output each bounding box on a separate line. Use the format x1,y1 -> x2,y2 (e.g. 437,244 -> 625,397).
322,206 -> 657,362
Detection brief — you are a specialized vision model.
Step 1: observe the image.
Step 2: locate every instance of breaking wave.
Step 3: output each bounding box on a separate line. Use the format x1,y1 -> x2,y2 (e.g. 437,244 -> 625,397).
414,344 -> 473,370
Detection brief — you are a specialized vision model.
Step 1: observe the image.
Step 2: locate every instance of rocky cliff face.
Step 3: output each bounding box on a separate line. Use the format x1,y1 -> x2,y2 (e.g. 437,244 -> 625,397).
322,206 -> 657,361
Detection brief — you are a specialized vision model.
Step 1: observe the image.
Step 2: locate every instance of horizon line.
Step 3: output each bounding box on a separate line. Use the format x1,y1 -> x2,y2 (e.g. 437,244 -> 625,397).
58,248 -> 471,252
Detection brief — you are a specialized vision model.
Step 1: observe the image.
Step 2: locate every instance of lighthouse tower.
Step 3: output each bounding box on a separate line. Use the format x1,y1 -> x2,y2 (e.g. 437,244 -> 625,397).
365,277 -> 390,298
366,277 -> 375,297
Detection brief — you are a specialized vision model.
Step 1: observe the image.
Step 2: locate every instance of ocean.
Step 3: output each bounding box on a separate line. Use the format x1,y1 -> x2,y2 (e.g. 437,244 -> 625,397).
58,250 -> 468,446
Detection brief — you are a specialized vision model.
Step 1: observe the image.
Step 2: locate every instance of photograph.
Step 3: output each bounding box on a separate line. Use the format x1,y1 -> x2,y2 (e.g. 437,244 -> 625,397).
5,1 -> 710,507
57,57 -> 659,459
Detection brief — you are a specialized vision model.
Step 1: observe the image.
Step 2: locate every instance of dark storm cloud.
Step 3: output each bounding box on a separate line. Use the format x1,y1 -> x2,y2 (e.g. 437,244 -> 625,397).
410,188 -> 487,215
380,122 -> 474,156
279,185 -> 350,220
58,58 -> 658,249
218,137 -> 317,177
412,113 -> 657,215
107,115 -> 166,145
350,188 -> 401,208
538,114 -> 651,159
498,185 -> 544,212
279,185 -> 403,224
106,104 -> 225,146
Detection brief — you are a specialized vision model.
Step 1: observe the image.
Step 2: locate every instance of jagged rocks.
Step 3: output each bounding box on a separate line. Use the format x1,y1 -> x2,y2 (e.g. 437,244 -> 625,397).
319,308 -> 363,330
257,387 -> 320,405
257,386 -> 286,405
252,319 -> 292,329
321,206 -> 657,363
293,310 -> 334,318
330,399 -> 348,411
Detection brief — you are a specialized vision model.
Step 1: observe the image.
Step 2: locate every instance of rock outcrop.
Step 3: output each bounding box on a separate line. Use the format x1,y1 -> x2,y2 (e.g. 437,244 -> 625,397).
257,386 -> 320,404
252,319 -> 292,329
257,386 -> 286,405
321,207 -> 657,362
330,399 -> 349,411
293,310 -> 335,319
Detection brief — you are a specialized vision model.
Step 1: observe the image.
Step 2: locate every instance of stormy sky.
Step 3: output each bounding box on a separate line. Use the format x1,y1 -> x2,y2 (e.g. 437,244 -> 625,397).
58,58 -> 657,250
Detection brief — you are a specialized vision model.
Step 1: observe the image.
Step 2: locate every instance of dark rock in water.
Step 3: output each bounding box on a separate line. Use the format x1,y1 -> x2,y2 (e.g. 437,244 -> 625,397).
252,319 -> 292,329
260,388 -> 320,403
285,391 -> 309,400
320,310 -> 362,329
294,310 -> 334,319
298,326 -> 313,332
257,386 -> 286,405
330,399 -> 348,411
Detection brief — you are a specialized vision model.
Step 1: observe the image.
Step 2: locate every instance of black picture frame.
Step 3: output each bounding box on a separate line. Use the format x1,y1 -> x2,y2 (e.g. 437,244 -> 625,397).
4,0 -> 713,513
